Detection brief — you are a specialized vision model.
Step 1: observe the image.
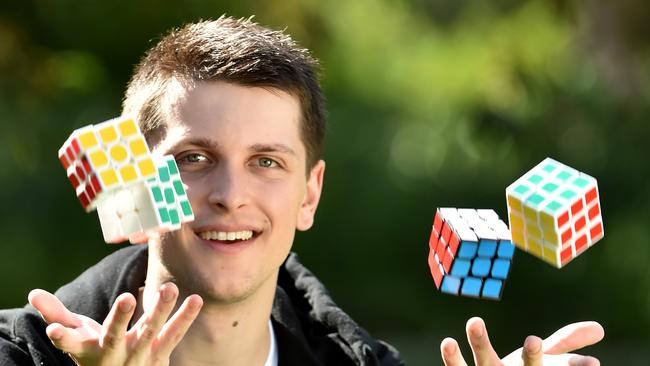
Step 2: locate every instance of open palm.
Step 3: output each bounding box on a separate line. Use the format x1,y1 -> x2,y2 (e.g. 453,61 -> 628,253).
28,283 -> 202,366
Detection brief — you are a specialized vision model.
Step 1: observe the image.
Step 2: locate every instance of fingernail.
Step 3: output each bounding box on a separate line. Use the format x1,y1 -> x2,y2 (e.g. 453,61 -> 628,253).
524,336 -> 541,354
445,343 -> 457,356
189,295 -> 203,311
471,324 -> 484,338
119,301 -> 134,313
161,287 -> 175,302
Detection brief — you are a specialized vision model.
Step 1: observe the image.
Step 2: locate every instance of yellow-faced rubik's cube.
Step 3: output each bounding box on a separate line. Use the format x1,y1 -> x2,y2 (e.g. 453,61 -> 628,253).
505,157 -> 603,268
427,208 -> 515,300
59,116 -> 194,243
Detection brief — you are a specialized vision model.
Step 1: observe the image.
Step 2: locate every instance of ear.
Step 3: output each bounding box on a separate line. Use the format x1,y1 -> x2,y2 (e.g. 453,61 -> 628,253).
296,160 -> 325,231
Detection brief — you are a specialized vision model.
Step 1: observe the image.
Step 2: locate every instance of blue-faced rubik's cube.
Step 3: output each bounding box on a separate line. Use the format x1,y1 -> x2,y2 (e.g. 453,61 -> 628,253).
59,116 -> 194,243
427,208 -> 515,300
505,157 -> 603,268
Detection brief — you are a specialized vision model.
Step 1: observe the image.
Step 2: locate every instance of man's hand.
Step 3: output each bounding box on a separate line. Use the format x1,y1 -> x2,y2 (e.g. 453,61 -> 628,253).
440,317 -> 604,366
28,283 -> 203,366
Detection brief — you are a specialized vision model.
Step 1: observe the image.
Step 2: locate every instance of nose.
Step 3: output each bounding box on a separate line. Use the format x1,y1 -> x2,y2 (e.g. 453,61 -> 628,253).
207,162 -> 250,212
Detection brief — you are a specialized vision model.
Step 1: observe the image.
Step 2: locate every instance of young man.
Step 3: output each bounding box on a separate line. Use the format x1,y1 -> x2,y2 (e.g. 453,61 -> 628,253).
0,17 -> 603,366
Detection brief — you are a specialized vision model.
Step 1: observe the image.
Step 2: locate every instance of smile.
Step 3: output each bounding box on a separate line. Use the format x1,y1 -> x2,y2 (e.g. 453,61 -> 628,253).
198,230 -> 254,241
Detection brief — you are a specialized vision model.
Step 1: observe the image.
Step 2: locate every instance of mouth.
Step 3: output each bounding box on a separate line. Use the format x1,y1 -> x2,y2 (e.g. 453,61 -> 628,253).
197,230 -> 255,242
194,228 -> 262,252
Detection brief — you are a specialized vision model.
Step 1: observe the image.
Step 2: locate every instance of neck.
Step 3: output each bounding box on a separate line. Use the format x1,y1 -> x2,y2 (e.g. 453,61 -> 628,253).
137,255 -> 276,366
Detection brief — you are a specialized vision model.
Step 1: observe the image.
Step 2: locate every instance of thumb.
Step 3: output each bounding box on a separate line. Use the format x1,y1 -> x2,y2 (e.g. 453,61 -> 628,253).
28,289 -> 81,328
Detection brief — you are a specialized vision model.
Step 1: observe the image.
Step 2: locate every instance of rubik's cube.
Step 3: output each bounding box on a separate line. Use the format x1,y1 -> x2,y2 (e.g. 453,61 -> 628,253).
58,116 -> 157,211
59,116 -> 194,243
427,208 -> 515,300
96,156 -> 195,243
506,157 -> 603,268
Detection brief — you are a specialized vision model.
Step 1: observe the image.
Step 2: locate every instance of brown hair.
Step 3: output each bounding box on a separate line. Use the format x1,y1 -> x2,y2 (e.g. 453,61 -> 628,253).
122,16 -> 326,168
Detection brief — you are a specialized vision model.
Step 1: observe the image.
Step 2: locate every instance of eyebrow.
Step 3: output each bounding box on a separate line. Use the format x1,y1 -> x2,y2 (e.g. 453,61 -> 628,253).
174,138 -> 297,156
248,143 -> 297,156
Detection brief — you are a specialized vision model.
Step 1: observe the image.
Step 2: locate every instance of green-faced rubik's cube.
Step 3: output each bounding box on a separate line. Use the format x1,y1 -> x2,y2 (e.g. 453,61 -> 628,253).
427,208 -> 515,300
59,116 -> 194,243
505,157 -> 603,268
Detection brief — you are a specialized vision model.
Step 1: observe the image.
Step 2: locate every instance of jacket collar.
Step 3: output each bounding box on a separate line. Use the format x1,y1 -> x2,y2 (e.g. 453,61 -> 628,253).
52,245 -> 372,365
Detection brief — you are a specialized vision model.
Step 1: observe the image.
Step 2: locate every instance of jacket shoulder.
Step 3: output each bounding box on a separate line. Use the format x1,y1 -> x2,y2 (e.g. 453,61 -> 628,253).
276,253 -> 405,365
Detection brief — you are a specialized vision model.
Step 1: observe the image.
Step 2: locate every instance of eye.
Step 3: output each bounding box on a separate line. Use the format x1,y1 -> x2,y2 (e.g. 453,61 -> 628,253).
180,153 -> 209,164
176,152 -> 212,172
257,157 -> 279,168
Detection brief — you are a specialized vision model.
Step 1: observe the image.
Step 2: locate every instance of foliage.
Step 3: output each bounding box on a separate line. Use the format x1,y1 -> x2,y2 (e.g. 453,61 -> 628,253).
1,0 -> 649,364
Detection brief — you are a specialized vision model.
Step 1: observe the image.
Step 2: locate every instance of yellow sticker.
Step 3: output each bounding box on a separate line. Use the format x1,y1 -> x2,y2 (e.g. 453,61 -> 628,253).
100,168 -> 119,187
78,131 -> 98,149
507,195 -> 522,213
527,236 -> 543,258
118,119 -> 138,137
110,144 -> 129,163
511,229 -> 525,249
120,165 -> 138,183
88,150 -> 108,168
99,126 -> 118,144
137,158 -> 156,177
129,137 -> 148,157
542,246 -> 559,266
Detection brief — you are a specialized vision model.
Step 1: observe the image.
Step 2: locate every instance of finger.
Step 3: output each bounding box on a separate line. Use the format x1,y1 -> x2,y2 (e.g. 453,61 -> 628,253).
521,335 -> 542,366
29,289 -> 81,328
440,337 -> 469,366
465,317 -> 501,366
46,323 -> 88,355
567,355 -> 601,366
129,283 -> 179,360
154,294 -> 203,356
542,321 -> 605,355
100,293 -> 137,351
538,353 -> 600,366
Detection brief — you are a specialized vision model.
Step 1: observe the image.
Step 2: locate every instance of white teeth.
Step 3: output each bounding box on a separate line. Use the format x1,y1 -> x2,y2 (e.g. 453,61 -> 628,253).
199,230 -> 254,241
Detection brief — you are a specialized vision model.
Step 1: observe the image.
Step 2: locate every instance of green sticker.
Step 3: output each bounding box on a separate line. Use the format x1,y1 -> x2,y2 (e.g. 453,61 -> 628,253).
528,174 -> 543,184
173,180 -> 185,196
180,200 -> 193,216
169,209 -> 180,225
527,193 -> 545,207
572,177 -> 589,189
557,170 -> 573,181
514,184 -> 530,195
151,186 -> 163,203
545,200 -> 562,213
158,167 -> 170,182
167,159 -> 179,175
560,189 -> 576,200
542,182 -> 558,193
158,207 -> 170,223
542,163 -> 556,173
164,187 -> 175,204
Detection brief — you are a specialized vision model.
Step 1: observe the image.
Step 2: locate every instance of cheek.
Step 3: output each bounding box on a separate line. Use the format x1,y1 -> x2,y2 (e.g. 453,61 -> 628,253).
181,173 -> 211,207
259,178 -> 306,221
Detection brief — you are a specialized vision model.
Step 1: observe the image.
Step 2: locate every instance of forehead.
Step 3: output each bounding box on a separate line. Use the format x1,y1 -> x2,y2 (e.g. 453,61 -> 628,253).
157,81 -> 304,154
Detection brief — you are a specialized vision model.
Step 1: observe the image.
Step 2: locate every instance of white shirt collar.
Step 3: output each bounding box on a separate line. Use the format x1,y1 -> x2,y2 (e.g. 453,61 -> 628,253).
263,319 -> 278,366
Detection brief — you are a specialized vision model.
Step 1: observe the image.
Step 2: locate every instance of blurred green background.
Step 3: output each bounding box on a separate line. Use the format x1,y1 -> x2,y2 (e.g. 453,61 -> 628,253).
1,0 -> 649,364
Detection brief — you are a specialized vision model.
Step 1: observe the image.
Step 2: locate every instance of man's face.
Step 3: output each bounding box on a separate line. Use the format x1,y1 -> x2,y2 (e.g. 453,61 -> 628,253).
149,81 -> 324,304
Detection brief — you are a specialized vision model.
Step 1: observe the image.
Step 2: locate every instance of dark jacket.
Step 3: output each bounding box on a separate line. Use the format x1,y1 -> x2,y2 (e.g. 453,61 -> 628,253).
0,245 -> 404,365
